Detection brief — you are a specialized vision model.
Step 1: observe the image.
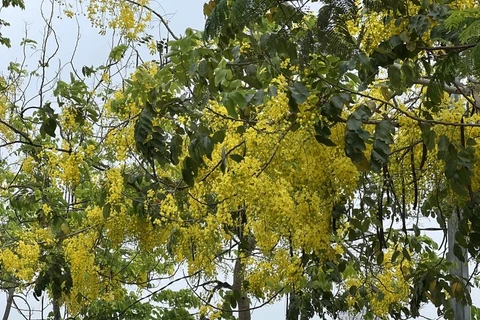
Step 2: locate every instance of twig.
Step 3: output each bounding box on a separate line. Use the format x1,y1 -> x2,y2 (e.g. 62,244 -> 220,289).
117,270 -> 202,317
418,43 -> 477,51
124,0 -> 179,40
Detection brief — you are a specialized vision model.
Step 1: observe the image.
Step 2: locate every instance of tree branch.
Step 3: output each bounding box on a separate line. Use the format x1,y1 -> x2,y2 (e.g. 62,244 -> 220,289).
418,43 -> 477,51
124,0 -> 179,40
2,288 -> 15,320
412,78 -> 462,95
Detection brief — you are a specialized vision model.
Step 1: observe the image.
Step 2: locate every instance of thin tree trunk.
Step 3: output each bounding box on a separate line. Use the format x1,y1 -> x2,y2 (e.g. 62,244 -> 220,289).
52,298 -> 61,320
233,248 -> 250,320
447,209 -> 470,320
233,233 -> 256,320
286,292 -> 300,320
2,287 -> 15,320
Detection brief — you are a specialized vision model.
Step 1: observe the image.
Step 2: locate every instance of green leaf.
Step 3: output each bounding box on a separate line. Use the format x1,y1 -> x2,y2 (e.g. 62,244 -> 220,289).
109,44 -> 128,61
228,292 -> 237,309
346,117 -> 362,131
81,66 -> 95,77
413,224 -> 420,237
457,167 -> 471,186
289,82 -> 309,104
315,135 -> 336,146
198,59 -> 208,77
0,36 -> 11,47
460,19 -> 480,43
371,139 -> 391,172
224,95 -> 238,119
388,65 -> 402,89
453,244 -> 466,262
228,91 -> 247,110
374,120 -> 395,144
389,35 -> 403,47
135,104 -> 154,146
229,154 -> 244,162
427,78 -> 443,105
214,68 -> 228,87
391,250 -> 400,263
402,63 -> 415,86
41,118 -> 57,138
314,121 -> 336,146
352,152 -> 371,171
349,285 -> 358,295
346,105 -> 372,132
345,131 -> 367,153
438,135 -> 450,152
182,168 -> 194,187
170,135 -> 183,165
450,180 -> 467,196
212,130 -> 226,144
377,251 -> 384,265
3,0 -> 25,8
409,14 -> 430,35
251,89 -> 265,105
445,158 -> 457,179
330,96 -> 345,110
202,136 -> 214,160
422,129 -> 436,150
182,157 -> 198,187
103,203 -> 111,219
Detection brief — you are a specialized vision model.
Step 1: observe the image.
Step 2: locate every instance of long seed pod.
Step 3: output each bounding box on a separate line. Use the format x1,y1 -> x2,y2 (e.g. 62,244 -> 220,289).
419,142 -> 427,171
411,147 -> 418,210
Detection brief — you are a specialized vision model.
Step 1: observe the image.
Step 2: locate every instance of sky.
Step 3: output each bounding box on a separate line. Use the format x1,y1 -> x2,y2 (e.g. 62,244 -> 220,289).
0,0 -> 475,319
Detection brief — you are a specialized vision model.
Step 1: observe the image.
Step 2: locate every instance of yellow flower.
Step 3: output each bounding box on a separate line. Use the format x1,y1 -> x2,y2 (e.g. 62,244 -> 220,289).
42,203 -> 52,217
0,241 -> 40,281
64,9 -> 75,18
101,72 -> 110,83
22,156 -> 35,174
147,40 -> 157,55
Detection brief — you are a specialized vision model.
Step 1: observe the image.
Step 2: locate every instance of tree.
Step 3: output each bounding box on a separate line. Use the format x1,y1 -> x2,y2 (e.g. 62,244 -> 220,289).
3,0 -> 480,319
0,0 -> 199,319
126,0 -> 480,319
0,0 -> 25,47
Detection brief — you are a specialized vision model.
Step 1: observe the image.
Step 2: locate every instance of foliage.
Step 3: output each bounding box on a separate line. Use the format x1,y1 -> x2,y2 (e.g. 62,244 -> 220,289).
125,0 -> 480,319
0,0 -> 199,319
0,0 -> 25,47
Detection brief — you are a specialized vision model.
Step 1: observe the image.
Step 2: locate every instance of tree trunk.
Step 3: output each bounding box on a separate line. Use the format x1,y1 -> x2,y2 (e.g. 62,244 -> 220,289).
447,210 -> 470,320
286,292 -> 301,320
52,298 -> 61,320
2,287 -> 15,320
233,248 -> 250,320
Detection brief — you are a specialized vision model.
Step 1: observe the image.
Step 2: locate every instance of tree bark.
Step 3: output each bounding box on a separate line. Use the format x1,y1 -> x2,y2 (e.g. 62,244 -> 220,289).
232,234 -> 256,320
447,209 -> 470,320
286,292 -> 300,320
232,206 -> 256,320
233,255 -> 250,320
2,287 -> 15,320
52,298 -> 61,320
